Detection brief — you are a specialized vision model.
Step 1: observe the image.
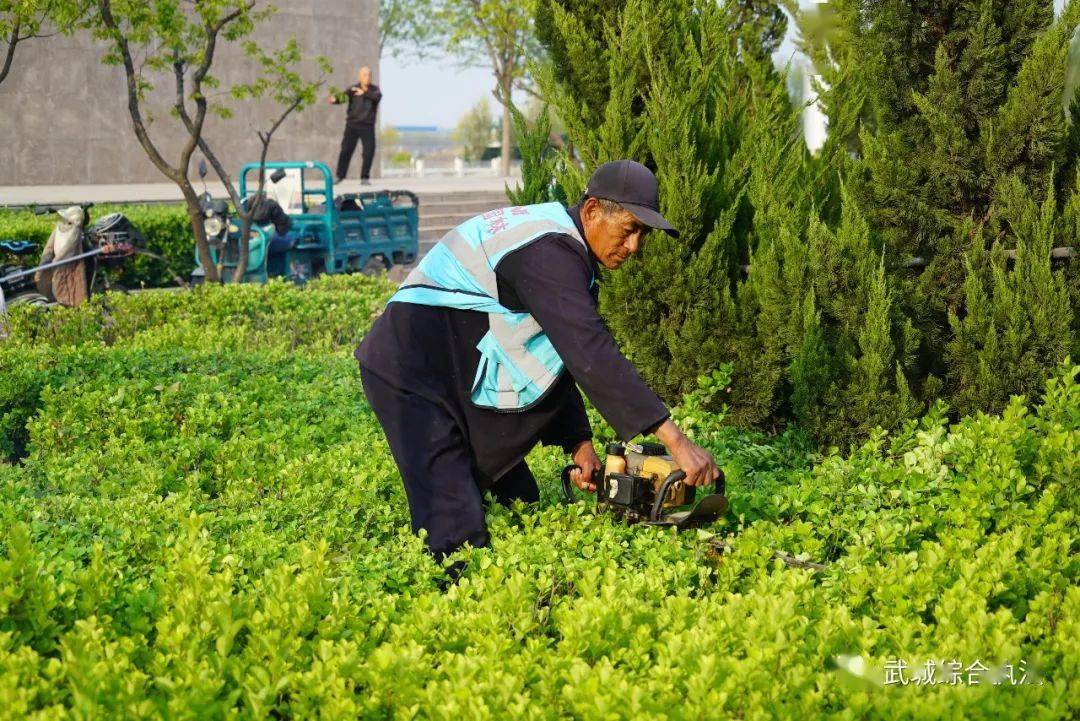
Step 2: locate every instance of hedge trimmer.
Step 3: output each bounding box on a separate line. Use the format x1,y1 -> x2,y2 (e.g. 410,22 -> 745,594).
561,442 -> 729,529
561,443 -> 831,571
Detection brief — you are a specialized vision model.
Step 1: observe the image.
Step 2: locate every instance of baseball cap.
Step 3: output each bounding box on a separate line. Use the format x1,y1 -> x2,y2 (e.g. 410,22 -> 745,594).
584,160 -> 679,237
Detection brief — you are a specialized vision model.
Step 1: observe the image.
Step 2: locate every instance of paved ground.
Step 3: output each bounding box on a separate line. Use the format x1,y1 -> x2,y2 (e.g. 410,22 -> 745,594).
0,173 -> 521,207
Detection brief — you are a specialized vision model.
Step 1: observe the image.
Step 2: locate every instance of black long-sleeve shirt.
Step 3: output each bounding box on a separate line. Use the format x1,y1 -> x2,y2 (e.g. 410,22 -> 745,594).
355,205 -> 669,483
337,83 -> 381,127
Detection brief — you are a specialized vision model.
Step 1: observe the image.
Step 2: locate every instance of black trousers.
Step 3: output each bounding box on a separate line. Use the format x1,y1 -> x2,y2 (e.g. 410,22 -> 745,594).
337,124 -> 376,180
359,366 -> 540,561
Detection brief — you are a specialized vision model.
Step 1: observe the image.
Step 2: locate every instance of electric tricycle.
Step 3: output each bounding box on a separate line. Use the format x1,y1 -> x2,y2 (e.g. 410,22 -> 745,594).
191,161 -> 419,284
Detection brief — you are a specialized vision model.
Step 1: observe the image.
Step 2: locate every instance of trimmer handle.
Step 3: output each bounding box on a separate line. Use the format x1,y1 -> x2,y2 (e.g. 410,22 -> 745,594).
649,469 -> 726,522
560,464 -> 600,503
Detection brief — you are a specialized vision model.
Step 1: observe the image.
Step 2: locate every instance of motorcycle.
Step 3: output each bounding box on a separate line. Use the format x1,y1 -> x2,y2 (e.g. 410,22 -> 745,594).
0,203 -> 144,313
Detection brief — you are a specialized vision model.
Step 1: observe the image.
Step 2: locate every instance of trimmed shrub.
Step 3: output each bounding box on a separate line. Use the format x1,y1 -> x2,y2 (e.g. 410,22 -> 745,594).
0,277 -> 1077,718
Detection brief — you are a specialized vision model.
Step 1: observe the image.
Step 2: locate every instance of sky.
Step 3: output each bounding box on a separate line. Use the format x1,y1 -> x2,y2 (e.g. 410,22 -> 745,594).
378,0 -> 1069,129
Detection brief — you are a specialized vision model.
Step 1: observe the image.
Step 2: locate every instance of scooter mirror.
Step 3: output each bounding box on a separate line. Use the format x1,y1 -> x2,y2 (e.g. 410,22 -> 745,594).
198,159 -> 208,179
270,168 -> 287,184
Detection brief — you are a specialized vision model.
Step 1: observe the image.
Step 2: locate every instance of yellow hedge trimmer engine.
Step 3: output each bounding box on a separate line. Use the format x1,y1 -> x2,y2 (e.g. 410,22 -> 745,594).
562,442 -> 728,529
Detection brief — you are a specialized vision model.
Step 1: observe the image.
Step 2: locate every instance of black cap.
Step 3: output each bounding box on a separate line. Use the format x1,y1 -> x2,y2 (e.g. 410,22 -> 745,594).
585,160 -> 679,238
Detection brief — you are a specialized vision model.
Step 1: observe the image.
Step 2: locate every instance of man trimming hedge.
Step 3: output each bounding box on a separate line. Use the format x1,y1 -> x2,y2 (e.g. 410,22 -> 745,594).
356,161 -> 720,572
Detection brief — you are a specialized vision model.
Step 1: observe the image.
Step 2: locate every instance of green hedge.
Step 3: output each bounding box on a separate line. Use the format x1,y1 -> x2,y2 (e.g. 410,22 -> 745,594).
0,204 -> 194,288
0,278 -> 1077,718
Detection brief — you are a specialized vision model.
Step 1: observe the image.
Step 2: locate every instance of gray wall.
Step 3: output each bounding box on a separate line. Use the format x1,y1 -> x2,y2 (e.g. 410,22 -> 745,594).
0,0 -> 380,186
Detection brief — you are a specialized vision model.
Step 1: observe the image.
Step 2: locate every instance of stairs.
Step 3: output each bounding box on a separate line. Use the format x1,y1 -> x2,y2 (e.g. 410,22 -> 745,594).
416,189 -> 509,257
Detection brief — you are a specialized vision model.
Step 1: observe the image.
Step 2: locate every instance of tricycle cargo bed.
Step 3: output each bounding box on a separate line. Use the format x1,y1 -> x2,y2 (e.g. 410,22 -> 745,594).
195,161 -> 419,284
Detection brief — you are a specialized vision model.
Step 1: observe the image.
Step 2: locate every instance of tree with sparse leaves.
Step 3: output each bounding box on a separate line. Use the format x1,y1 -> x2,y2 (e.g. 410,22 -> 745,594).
0,1 -> 82,87
380,0 -> 437,59
84,1 -> 330,283
433,0 -> 541,177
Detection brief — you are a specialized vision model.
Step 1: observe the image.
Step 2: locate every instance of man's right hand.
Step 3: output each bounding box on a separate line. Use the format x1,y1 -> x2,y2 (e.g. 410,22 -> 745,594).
654,419 -> 720,487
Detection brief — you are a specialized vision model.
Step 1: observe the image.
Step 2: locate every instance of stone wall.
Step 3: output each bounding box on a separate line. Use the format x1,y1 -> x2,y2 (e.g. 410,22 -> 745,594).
0,0 -> 380,186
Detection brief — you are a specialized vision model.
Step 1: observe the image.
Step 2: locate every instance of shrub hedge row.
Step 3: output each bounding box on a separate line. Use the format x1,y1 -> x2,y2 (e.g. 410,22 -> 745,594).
0,277 -> 1075,718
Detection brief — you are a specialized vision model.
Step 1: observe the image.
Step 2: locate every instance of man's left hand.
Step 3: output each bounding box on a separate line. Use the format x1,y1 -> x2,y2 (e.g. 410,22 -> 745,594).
569,440 -> 601,493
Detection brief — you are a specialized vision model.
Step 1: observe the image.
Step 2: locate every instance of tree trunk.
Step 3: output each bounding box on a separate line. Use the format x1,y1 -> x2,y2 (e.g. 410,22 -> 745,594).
182,182 -> 219,283
500,74 -> 512,178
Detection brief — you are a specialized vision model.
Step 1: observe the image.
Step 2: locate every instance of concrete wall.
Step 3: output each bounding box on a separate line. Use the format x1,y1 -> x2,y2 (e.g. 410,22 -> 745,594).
0,0 -> 380,186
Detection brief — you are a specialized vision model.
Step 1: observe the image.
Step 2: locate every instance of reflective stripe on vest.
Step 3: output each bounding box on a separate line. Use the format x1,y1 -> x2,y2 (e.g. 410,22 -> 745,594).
387,203 -> 587,410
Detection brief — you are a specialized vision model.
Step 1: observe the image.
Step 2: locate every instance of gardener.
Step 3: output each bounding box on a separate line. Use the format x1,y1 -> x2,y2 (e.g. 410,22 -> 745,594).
329,66 -> 382,184
356,160 -> 720,569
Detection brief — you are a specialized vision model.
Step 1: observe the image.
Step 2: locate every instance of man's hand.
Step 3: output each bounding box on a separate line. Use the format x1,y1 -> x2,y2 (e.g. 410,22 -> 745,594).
654,419 -> 720,487
352,85 -> 366,95
569,440 -> 601,493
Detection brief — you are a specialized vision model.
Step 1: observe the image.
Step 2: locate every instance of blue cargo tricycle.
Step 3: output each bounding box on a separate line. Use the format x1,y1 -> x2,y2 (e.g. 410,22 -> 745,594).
192,161 -> 418,284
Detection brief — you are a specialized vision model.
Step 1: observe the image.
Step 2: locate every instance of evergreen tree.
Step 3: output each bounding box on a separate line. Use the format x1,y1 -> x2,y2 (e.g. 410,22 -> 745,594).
529,0 -> 797,402
946,174 -> 1075,415
533,0 -> 628,119
734,187 -> 920,445
797,0 -> 1080,412
520,0 -> 1080,445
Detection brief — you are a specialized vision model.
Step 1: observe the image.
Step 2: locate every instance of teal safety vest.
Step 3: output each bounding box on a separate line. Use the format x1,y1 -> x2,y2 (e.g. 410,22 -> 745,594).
388,203 -> 589,411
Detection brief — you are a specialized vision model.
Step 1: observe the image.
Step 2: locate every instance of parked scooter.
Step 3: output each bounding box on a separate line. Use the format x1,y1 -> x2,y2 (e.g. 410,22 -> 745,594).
0,203 -> 144,313
0,240 -> 49,307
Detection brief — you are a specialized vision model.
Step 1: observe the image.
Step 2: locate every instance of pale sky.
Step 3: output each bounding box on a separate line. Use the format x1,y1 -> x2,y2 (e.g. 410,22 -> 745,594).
379,0 -> 1069,128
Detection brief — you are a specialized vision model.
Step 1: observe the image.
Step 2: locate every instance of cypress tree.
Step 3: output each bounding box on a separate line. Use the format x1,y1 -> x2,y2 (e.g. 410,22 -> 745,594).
527,0 -> 799,402
519,0 -> 1080,445
946,175 -> 1075,414
797,0 -> 1080,413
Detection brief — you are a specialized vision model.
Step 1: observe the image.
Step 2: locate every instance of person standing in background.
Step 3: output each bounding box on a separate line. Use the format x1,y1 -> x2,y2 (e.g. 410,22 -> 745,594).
330,66 -> 382,185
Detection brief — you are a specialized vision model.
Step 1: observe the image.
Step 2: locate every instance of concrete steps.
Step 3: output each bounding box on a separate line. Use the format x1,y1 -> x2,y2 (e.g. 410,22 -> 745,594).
415,190 -> 508,247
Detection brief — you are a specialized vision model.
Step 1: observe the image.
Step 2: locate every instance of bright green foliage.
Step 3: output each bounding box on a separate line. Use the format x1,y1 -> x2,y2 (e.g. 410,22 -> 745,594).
525,0 -> 919,446
507,102 -> 564,206
736,190 -> 921,445
0,1 -> 87,87
520,0 -> 1080,446
0,204 -> 196,288
533,0 -> 628,117
0,280 -> 1077,717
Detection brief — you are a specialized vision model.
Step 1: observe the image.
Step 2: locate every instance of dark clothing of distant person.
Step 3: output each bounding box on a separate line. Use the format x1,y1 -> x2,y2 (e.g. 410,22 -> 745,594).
355,205 -> 669,560
241,196 -> 295,255
334,83 -> 382,181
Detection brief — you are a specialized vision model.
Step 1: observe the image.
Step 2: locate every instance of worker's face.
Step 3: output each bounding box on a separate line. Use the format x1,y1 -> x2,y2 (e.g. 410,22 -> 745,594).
581,198 -> 650,270
358,67 -> 372,85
